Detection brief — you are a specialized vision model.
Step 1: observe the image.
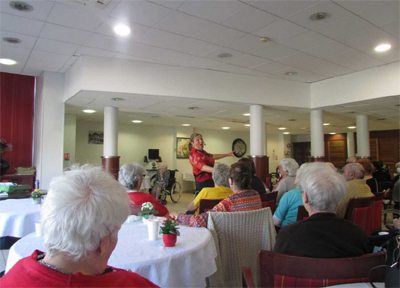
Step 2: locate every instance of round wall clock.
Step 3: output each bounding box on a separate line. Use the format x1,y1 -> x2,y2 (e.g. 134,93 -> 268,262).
232,138 -> 247,157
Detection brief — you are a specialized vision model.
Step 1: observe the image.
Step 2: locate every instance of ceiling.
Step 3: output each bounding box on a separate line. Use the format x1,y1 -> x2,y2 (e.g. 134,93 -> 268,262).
1,0 -> 399,134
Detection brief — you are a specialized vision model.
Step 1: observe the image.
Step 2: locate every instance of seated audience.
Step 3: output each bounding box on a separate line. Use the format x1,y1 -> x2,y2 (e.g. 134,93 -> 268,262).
393,179 -> 400,219
273,187 -> 303,227
119,163 -> 169,217
274,158 -> 299,202
373,160 -> 392,191
177,161 -> 262,227
186,163 -> 233,214
336,163 -> 374,218
151,164 -> 170,204
274,162 -> 372,258
358,158 -> 379,194
1,166 -> 158,287
238,156 -> 267,195
393,162 -> 400,185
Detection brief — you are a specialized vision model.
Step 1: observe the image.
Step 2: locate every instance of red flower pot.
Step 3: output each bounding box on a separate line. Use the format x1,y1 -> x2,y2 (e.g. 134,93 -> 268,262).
162,234 -> 177,247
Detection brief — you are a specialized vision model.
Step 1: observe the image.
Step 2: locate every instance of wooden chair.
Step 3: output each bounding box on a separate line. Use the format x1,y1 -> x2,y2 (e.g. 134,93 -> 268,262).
198,199 -> 223,214
260,191 -> 278,212
296,205 -> 309,221
344,196 -> 375,235
242,250 -> 386,288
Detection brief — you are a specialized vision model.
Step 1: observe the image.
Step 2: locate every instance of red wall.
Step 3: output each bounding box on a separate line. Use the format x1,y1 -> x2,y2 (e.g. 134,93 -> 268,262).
0,72 -> 35,174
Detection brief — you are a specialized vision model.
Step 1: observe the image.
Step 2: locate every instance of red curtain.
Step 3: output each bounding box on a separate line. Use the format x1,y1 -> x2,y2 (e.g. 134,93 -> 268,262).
0,72 -> 35,174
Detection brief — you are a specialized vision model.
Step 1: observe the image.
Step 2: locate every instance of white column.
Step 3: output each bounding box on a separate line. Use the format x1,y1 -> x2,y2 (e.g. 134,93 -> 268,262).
310,109 -> 324,158
104,106 -> 118,157
250,104 -> 265,156
356,114 -> 370,158
347,132 -> 355,158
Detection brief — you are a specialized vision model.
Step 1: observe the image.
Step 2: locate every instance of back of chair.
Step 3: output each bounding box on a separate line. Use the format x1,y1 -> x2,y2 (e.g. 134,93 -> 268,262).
260,192 -> 278,212
199,199 -> 223,214
207,208 -> 276,287
259,250 -> 386,287
370,194 -> 383,233
344,197 -> 375,235
296,205 -> 309,221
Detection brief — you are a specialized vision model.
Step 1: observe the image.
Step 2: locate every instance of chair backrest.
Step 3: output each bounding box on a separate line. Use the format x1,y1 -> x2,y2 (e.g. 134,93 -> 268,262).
259,250 -> 386,287
296,205 -> 309,221
199,198 -> 223,214
370,195 -> 383,233
260,191 -> 278,212
207,208 -> 276,287
344,197 -> 375,235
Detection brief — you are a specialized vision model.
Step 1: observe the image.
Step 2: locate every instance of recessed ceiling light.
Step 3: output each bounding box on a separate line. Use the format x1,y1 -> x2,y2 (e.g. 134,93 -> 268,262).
259,36 -> 270,43
2,37 -> 21,44
131,120 -> 142,123
83,109 -> 96,114
113,23 -> 131,37
0,58 -> 17,65
221,126 -> 230,130
310,12 -> 329,21
283,132 -> 290,135
278,127 -> 286,130
182,123 -> 191,127
111,97 -> 125,101
217,52 -> 232,59
242,113 -> 250,116
347,126 -> 356,129
374,43 -> 391,53
323,123 -> 330,126
188,106 -> 200,110
285,71 -> 297,76
329,132 -> 336,135
9,1 -> 33,12
244,124 -> 250,127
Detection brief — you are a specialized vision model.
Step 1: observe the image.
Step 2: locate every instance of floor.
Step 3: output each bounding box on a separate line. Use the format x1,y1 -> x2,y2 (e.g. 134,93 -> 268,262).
0,191 -> 194,274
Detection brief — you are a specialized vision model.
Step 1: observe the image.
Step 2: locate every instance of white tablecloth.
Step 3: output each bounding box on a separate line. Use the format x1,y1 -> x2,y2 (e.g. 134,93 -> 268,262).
5,220 -> 217,288
0,198 -> 41,238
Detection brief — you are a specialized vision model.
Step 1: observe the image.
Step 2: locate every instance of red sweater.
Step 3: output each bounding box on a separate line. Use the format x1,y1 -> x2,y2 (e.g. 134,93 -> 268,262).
1,250 -> 159,287
128,192 -> 169,217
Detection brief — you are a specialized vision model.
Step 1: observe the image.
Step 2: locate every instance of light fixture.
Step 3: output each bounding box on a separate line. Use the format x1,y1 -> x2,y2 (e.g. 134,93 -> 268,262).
347,126 -> 356,129
3,37 -> 21,44
188,106 -> 200,110
9,1 -> 33,12
259,36 -> 270,43
242,113 -> 250,116
278,127 -> 286,130
113,23 -> 131,37
310,12 -> 329,21
221,126 -> 230,130
374,43 -> 391,53
323,123 -> 330,126
0,58 -> 17,65
111,97 -> 125,102
244,124 -> 250,127
285,71 -> 297,76
182,123 -> 191,127
329,132 -> 336,135
82,109 -> 96,114
283,132 -> 290,135
217,52 -> 232,59
131,120 -> 142,123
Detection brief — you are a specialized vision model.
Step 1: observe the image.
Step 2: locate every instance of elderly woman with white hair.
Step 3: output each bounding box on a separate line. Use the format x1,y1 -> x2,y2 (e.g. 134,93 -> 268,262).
1,167 -> 158,287
119,163 -> 169,217
274,162 -> 371,258
274,158 -> 299,201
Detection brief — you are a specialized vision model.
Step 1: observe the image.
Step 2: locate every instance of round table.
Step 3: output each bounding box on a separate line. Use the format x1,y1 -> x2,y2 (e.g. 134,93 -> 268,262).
0,198 -> 41,238
5,219 -> 217,288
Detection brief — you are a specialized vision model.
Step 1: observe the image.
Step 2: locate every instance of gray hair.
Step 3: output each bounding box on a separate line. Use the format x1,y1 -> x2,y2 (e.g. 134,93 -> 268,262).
212,163 -> 230,187
41,166 -> 129,260
279,158 -> 299,177
296,162 -> 346,213
343,163 -> 365,180
119,163 -> 145,190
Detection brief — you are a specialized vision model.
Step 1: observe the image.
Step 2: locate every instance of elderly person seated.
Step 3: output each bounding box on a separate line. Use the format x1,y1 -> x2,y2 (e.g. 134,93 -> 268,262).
273,186 -> 303,228
238,156 -> 267,195
357,158 -> 379,194
336,162 -> 374,218
151,164 -> 170,204
186,163 -> 233,214
1,166 -> 157,287
274,162 -> 372,258
274,158 -> 299,202
177,161 -> 262,227
119,163 -> 169,217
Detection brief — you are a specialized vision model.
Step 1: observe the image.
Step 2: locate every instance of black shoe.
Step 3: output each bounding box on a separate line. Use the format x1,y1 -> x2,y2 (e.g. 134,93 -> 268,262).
161,200 -> 167,205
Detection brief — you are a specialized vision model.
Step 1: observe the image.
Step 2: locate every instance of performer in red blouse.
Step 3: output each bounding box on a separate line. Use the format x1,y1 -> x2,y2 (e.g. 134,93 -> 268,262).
189,132 -> 233,194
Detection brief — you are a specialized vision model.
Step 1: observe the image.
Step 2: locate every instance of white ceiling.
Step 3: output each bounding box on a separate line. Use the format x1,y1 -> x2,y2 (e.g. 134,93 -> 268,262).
1,0 -> 399,134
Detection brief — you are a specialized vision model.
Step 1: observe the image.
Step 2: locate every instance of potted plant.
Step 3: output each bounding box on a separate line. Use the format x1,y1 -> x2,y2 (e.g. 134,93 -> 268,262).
31,189 -> 43,204
159,216 -> 180,247
139,202 -> 157,220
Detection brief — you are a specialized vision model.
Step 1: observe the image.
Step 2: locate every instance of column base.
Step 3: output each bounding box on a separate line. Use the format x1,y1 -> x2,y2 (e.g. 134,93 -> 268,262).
310,156 -> 325,162
101,156 -> 120,179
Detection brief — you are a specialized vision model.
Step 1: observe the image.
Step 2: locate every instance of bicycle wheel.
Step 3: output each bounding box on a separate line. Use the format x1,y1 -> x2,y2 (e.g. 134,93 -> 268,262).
169,182 -> 182,203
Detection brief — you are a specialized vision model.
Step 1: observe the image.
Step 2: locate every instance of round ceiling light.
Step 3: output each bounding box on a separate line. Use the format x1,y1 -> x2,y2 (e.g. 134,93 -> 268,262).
259,36 -> 270,43
310,12 -> 329,21
278,127 -> 286,130
113,24 -> 131,37
9,1 -> 33,11
131,120 -> 142,123
221,126 -> 230,130
374,43 -> 391,53
182,123 -> 191,127
347,126 -> 356,129
82,109 -> 96,114
0,58 -> 17,65
285,71 -> 297,76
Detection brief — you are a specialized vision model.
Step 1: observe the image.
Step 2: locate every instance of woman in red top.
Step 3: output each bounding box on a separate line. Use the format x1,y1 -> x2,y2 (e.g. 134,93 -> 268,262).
189,132 -> 233,194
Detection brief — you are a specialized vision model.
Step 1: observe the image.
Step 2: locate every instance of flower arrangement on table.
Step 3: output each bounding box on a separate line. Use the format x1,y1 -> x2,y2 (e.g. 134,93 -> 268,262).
139,202 -> 158,219
31,189 -> 43,204
159,216 -> 180,247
